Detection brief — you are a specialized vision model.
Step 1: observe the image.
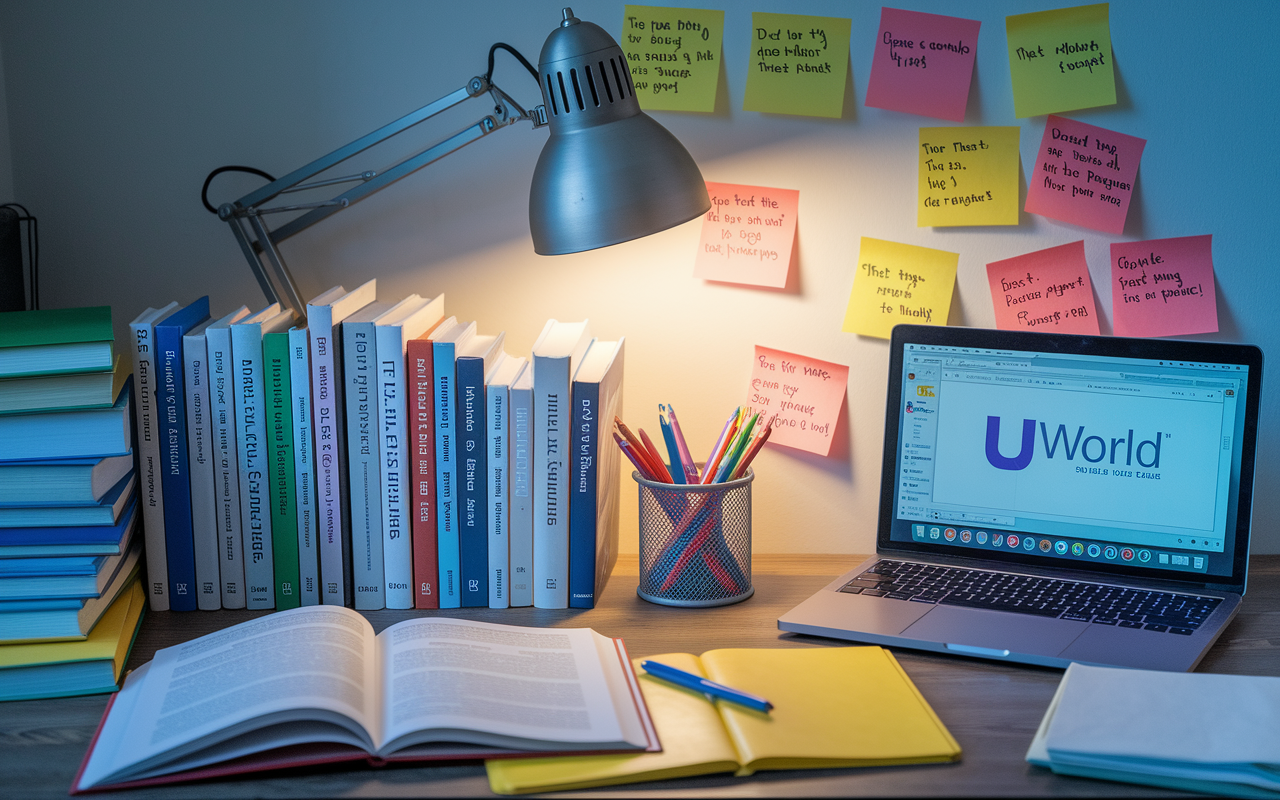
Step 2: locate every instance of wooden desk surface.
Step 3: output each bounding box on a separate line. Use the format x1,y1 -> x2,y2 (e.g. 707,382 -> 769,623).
5,554 -> 1278,798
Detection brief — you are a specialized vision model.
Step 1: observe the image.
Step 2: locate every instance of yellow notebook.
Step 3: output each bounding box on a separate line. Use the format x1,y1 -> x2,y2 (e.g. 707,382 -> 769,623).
486,646 -> 961,794
0,578 -> 145,701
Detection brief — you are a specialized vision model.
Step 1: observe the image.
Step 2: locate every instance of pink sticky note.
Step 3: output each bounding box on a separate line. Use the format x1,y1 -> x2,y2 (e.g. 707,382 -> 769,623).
1111,235 -> 1218,338
865,8 -> 981,122
745,346 -> 848,457
695,183 -> 799,288
1025,115 -> 1146,234
986,241 -> 1099,334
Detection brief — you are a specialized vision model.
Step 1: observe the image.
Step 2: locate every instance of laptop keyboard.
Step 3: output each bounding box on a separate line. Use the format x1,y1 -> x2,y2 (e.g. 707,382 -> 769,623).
839,559 -> 1221,635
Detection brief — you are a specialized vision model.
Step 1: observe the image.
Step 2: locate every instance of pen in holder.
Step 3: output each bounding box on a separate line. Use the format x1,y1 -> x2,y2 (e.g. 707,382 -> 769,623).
634,468 -> 753,607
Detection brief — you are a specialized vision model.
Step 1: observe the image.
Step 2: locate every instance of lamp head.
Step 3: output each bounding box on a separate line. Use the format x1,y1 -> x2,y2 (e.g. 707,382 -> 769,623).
529,8 -> 710,255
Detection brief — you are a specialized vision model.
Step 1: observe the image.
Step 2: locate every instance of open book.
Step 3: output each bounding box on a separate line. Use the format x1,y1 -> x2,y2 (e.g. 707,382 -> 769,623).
73,607 -> 656,793
487,646 -> 961,794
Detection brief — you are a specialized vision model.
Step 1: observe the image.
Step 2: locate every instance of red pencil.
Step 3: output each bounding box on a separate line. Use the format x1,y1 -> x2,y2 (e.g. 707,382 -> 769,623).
614,432 -> 657,481
615,418 -> 669,481
636,428 -> 675,483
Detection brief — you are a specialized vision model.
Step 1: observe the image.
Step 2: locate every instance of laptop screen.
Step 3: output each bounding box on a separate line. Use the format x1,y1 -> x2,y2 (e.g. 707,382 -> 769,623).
882,325 -> 1261,588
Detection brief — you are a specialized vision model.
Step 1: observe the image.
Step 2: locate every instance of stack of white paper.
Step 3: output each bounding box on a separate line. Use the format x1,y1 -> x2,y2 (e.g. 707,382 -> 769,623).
1027,662 -> 1280,797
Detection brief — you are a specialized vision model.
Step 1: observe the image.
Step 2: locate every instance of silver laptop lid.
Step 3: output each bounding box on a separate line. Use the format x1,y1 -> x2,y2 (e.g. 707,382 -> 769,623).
880,325 -> 1262,595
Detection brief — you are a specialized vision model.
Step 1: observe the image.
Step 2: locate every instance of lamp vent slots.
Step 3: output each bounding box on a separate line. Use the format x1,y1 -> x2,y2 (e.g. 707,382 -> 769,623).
543,56 -> 635,117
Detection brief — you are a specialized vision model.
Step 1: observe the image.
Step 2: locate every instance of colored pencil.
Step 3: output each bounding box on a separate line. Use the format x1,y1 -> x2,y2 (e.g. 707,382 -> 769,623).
657,411 -> 687,484
615,432 -> 658,481
714,412 -> 760,483
702,407 -> 744,484
663,404 -> 699,483
731,414 -> 775,480
615,417 -> 669,482
636,428 -> 674,483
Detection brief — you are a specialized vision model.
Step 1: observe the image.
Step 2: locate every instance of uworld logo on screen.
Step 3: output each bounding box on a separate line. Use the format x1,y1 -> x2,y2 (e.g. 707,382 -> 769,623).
984,416 -> 1163,471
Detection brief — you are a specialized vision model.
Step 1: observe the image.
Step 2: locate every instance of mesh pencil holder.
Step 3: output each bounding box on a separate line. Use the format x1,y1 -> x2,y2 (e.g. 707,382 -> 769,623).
634,469 -> 753,607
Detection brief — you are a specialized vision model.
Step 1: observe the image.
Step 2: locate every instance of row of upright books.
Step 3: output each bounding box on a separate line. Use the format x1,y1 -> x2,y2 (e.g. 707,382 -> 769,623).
134,279 -> 624,613
0,306 -> 146,700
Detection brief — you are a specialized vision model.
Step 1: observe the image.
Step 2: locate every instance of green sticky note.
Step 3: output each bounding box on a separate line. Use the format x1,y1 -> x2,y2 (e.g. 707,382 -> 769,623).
1006,3 -> 1116,118
918,126 -> 1021,227
621,6 -> 724,112
743,12 -> 852,118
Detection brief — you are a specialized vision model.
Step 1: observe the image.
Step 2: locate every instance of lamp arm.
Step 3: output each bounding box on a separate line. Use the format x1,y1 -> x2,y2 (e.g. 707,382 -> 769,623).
219,75 -> 547,317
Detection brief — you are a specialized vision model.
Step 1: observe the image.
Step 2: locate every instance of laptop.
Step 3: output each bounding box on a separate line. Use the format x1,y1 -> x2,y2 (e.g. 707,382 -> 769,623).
779,324 -> 1263,671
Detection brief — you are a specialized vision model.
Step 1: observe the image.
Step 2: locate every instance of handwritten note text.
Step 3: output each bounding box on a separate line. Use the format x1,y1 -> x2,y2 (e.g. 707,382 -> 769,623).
1111,235 -> 1218,338
621,6 -> 724,112
1006,3 -> 1116,118
1025,115 -> 1145,234
843,237 -> 958,339
918,126 -> 1020,226
745,346 -> 848,456
694,182 -> 799,288
865,8 -> 981,122
986,241 -> 1100,334
743,12 -> 852,118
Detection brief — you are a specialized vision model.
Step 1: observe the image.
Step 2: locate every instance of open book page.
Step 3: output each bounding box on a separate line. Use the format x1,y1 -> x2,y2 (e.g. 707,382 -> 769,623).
77,606 -> 379,789
376,618 -> 645,754
485,652 -> 740,795
702,647 -> 961,775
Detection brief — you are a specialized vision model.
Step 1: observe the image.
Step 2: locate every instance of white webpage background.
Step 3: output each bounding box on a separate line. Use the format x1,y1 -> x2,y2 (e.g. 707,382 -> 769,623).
932,380 -> 1224,534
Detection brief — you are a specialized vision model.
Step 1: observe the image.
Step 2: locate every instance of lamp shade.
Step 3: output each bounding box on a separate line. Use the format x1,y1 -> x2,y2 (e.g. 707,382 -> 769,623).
530,9 -> 711,255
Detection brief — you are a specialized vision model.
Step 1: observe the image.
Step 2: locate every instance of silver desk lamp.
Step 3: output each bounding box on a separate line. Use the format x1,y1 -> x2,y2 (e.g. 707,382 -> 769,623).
217,8 -> 710,318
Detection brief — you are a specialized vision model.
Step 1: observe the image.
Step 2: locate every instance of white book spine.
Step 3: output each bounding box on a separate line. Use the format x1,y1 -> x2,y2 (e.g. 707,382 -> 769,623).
306,305 -> 346,606
487,381 -> 509,608
375,324 -> 412,609
533,355 -> 570,608
183,330 -> 221,610
128,317 -> 169,610
344,321 -> 384,610
289,328 -> 320,606
231,324 -> 275,609
508,378 -> 533,607
206,325 -> 245,608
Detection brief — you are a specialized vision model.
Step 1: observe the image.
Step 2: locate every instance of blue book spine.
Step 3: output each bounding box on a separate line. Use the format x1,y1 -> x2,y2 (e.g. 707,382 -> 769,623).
568,378 -> 600,609
0,500 -> 137,547
433,341 -> 460,608
154,297 -> 210,611
456,356 -> 488,607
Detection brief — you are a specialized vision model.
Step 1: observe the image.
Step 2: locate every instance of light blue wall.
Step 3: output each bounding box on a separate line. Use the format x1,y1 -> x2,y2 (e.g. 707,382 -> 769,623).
0,1 -> 1275,554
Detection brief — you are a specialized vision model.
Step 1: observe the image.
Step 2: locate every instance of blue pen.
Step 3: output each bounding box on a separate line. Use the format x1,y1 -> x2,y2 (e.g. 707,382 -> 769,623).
641,660 -> 773,712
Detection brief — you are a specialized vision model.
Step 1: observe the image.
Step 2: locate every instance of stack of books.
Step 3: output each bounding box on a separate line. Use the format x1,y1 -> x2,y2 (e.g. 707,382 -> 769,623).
132,281 -> 624,614
0,306 -> 146,701
1027,662 -> 1280,796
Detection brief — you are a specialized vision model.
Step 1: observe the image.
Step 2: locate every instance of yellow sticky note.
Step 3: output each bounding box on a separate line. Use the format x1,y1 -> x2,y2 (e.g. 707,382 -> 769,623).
918,126 -> 1020,227
621,6 -> 724,112
1006,3 -> 1116,118
843,238 -> 958,339
743,12 -> 851,118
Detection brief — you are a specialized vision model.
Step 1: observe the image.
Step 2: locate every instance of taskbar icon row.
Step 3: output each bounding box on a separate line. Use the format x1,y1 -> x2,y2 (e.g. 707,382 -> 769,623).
910,524 -> 1208,572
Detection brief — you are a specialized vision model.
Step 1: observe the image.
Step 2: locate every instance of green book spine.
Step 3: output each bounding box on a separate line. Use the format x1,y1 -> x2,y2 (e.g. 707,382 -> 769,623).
264,332 -> 301,610
0,305 -> 113,348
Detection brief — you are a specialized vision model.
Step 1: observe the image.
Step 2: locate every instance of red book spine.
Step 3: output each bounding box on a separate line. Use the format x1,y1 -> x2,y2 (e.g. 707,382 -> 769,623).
408,338 -> 439,609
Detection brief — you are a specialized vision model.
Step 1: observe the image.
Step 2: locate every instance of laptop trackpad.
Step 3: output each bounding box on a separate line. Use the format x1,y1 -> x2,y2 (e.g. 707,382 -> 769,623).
902,606 -> 1088,657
